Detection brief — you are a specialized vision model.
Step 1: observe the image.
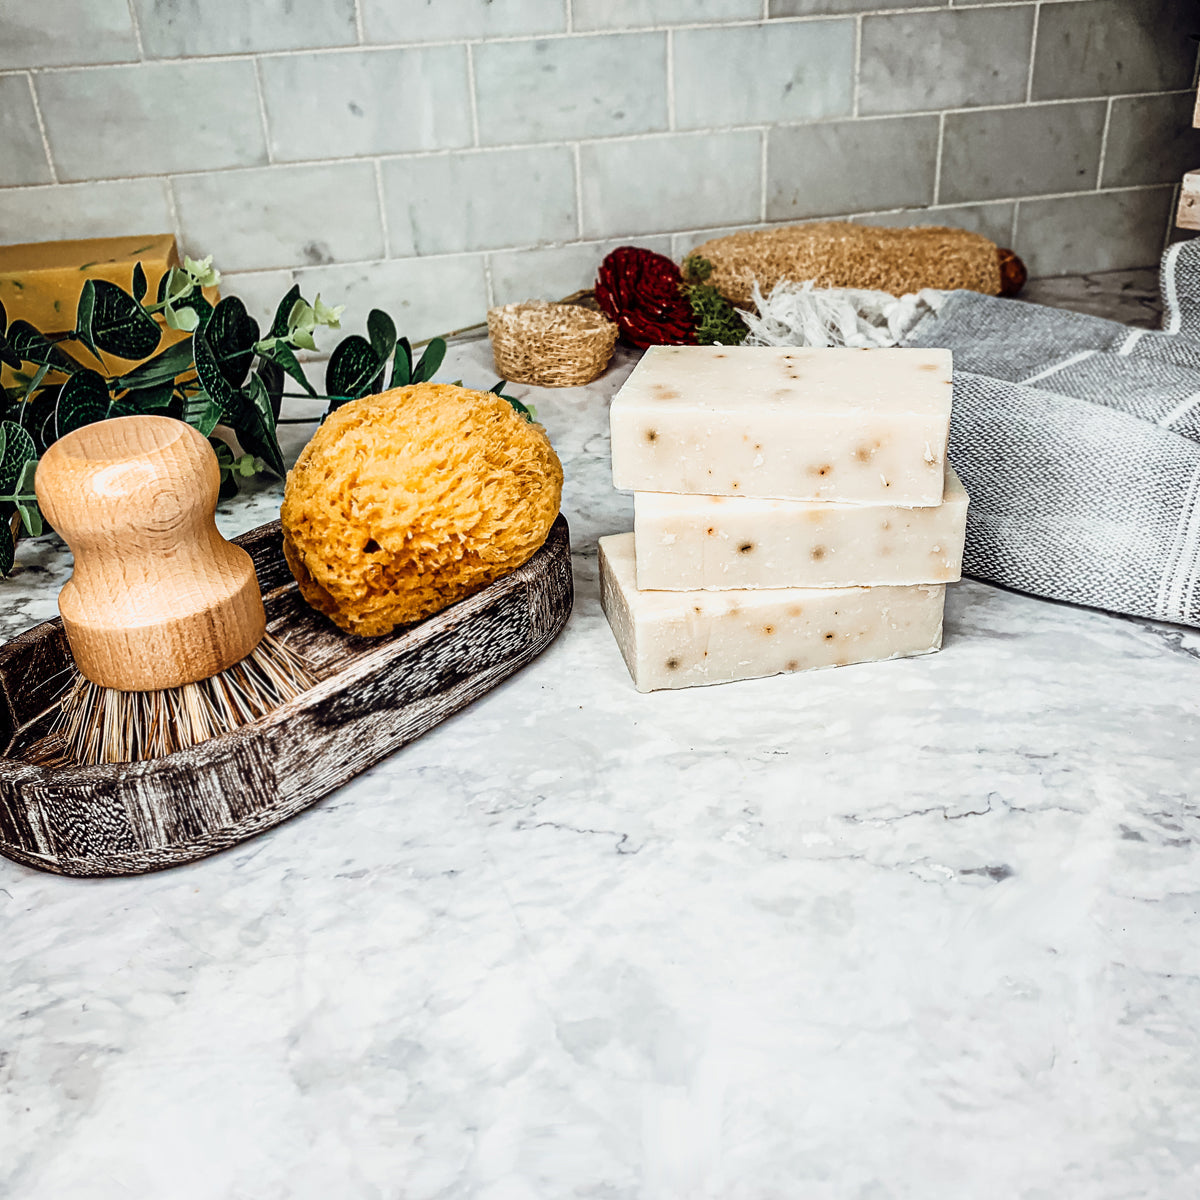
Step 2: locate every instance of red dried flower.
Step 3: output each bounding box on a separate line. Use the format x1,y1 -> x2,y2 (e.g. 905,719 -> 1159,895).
595,246 -> 697,348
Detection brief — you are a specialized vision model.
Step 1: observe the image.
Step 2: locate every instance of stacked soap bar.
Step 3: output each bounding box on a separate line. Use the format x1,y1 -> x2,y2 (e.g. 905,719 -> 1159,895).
599,345 -> 966,692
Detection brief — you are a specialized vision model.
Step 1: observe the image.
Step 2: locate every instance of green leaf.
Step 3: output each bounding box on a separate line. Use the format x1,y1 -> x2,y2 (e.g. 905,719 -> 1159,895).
254,359 -> 285,421
0,420 -> 35,495
236,374 -> 286,478
55,368 -> 115,438
183,254 -> 220,289
256,339 -> 316,399
192,319 -> 241,425
10,461 -> 42,537
5,320 -> 77,374
204,295 -> 260,388
325,335 -> 384,408
390,336 -> 412,389
115,381 -> 174,415
412,337 -> 446,384
132,261 -> 148,303
111,338 -> 196,391
77,279 -> 161,360
489,380 -> 535,422
0,519 -> 13,578
367,309 -> 397,365
269,284 -> 303,339
164,303 -> 201,333
21,361 -> 51,401
183,390 -> 223,438
0,301 -> 17,371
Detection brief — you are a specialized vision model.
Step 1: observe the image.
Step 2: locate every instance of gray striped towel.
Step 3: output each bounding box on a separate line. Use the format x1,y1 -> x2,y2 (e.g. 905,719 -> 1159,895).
902,238 -> 1200,627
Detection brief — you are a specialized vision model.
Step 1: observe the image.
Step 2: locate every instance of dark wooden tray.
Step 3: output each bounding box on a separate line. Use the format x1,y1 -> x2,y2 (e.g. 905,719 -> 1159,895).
0,515 -> 573,877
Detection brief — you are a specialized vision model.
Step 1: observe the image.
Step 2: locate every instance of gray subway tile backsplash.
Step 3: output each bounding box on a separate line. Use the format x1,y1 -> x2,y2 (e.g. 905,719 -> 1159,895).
940,101 -> 1108,206
132,0 -> 357,58
293,255 -> 491,344
575,0 -> 760,29
858,7 -> 1035,116
580,130 -> 761,238
770,0 -> 944,13
360,0 -> 567,44
767,116 -> 939,221
0,0 -> 1194,293
382,146 -> 578,256
1102,92 -> 1200,190
36,61 -> 268,182
1016,189 -> 1176,277
673,20 -> 855,130
0,178 -> 174,244
0,0 -> 138,70
1031,0 -> 1199,102
173,162 -> 385,272
0,76 -> 53,188
260,48 -> 473,163
473,34 -> 669,145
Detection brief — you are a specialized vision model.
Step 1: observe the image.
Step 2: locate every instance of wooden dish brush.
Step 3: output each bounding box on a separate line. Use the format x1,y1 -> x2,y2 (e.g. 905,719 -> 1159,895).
34,415 -> 317,766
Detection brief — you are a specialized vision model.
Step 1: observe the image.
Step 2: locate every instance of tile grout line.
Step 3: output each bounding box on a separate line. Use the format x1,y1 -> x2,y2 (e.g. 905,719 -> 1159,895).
124,0 -> 146,59
572,142 -> 584,239
251,56 -> 274,164
373,159 -> 392,258
0,90 -> 1153,201
1095,94 -> 1114,190
0,11 -> 957,72
164,177 -> 185,255
353,0 -> 365,44
483,253 -> 495,309
465,42 -> 481,147
206,184 -> 1178,282
852,13 -> 862,118
666,29 -> 675,131
1161,183 -> 1181,258
565,0 -> 573,34
1024,0 -> 1040,104
932,111 -> 945,205
759,128 -> 768,222
24,73 -> 58,185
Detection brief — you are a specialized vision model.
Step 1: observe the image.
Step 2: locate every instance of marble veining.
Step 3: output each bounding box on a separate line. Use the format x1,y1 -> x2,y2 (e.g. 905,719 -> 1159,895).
3,280 -> 1200,1198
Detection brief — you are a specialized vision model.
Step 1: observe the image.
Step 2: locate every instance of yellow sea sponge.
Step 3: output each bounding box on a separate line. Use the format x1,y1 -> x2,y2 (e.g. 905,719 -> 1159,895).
281,382 -> 563,636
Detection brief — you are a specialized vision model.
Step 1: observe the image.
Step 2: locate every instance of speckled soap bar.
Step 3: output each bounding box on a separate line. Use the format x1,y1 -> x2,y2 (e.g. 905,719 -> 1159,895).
599,533 -> 945,692
634,465 -> 969,590
610,345 -> 952,506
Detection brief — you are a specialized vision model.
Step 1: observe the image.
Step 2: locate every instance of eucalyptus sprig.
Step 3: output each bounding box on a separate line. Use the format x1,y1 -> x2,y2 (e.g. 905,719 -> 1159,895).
0,259 -> 530,578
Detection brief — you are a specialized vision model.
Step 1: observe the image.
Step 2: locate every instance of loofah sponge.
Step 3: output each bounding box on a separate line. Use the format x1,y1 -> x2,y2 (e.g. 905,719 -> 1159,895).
281,382 -> 563,637
691,221 -> 1004,309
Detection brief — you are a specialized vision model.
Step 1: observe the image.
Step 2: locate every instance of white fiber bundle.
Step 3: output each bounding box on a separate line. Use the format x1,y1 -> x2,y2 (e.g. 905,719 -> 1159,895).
740,280 -> 947,349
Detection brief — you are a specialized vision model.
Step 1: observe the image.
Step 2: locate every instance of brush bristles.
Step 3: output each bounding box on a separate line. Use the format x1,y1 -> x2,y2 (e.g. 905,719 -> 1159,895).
48,633 -> 319,767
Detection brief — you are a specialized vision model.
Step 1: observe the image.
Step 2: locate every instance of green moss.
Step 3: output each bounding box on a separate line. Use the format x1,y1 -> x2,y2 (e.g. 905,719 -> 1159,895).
681,255 -> 747,345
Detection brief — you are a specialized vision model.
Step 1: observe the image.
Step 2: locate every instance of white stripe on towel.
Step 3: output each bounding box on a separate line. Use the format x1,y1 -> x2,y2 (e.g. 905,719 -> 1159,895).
1158,391 -> 1200,430
1020,350 -> 1096,385
1117,329 -> 1145,356
1158,466 -> 1200,621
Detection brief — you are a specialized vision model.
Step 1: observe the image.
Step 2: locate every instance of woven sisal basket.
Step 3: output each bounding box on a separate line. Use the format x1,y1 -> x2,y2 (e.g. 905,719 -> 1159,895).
488,300 -> 617,388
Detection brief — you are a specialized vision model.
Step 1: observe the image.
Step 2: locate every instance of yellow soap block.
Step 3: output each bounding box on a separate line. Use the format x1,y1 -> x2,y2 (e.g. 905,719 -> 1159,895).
0,233 -> 179,332
0,233 -> 219,382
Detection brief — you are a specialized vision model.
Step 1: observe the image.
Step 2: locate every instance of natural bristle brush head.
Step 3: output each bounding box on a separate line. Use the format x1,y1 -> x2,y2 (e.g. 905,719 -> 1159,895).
34,415 -> 317,766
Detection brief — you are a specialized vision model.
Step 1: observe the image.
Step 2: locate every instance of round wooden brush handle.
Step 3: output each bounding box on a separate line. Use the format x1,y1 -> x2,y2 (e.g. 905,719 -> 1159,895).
35,416 -> 266,692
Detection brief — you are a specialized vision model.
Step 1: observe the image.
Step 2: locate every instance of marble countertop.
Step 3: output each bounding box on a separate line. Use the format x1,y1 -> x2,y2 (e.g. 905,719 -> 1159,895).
4,272 -> 1200,1199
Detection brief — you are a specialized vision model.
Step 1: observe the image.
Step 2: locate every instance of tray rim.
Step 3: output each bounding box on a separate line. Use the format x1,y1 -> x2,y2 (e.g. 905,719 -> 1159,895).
0,514 -> 573,876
